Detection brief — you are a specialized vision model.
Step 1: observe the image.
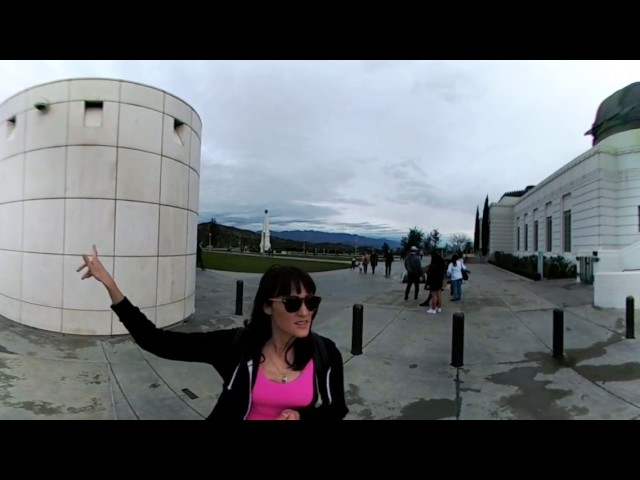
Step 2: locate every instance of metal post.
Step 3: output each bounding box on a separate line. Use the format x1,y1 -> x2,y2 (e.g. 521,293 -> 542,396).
626,296 -> 635,339
553,309 -> 564,359
235,280 -> 243,316
451,312 -> 464,367
351,304 -> 363,355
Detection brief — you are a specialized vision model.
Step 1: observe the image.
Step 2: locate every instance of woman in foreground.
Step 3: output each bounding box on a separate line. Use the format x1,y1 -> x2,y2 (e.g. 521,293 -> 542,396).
77,245 -> 348,421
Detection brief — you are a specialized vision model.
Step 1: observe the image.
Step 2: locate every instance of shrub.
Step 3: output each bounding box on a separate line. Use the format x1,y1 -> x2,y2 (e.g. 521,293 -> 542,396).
490,252 -> 575,281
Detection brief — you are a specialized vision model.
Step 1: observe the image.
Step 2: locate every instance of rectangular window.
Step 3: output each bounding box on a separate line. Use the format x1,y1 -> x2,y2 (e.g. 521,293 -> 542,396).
84,101 -> 103,127
524,224 -> 529,251
517,226 -> 520,251
546,216 -> 552,252
563,210 -> 571,252
638,206 -> 640,232
532,208 -> 538,252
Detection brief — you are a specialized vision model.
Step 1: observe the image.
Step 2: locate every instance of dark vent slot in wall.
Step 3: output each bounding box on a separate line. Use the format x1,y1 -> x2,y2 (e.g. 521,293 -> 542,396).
84,101 -> 104,127
174,118 -> 185,146
7,116 -> 16,139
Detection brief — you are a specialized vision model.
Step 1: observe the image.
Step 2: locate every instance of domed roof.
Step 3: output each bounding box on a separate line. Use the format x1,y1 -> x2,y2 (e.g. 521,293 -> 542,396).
585,82 -> 640,145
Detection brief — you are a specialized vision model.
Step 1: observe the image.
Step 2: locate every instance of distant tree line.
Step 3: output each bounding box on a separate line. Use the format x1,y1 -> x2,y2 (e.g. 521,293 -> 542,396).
199,220 -> 479,258
400,227 -> 472,256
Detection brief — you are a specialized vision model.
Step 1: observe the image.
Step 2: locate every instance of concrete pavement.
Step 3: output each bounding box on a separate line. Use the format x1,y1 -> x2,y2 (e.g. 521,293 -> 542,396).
1,260 -> 639,419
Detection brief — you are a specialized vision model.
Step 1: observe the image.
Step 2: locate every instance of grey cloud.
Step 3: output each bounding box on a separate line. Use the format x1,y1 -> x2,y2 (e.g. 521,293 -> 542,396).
1,60 -> 632,240
329,197 -> 376,207
327,221 -> 405,237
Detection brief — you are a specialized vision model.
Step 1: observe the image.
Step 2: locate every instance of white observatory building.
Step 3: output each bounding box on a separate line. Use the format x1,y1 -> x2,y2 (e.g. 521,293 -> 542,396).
0,78 -> 202,335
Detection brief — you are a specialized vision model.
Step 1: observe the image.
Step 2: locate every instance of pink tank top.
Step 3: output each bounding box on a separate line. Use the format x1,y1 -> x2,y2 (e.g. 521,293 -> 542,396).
246,359 -> 315,420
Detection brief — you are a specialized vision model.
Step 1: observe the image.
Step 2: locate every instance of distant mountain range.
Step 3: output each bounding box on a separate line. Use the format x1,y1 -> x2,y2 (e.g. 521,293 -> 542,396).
198,221 -> 404,251
271,230 -> 402,249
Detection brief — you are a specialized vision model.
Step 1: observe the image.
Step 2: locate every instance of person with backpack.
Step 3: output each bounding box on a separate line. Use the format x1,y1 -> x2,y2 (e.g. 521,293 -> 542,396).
447,254 -> 469,302
76,245 -> 348,421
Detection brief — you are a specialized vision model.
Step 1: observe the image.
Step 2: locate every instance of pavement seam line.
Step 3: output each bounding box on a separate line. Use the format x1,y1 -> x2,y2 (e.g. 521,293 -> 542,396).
100,339 -> 139,420
498,296 -> 553,352
565,306 -> 628,337
342,303 -> 408,366
360,302 -> 409,350
133,343 -> 205,419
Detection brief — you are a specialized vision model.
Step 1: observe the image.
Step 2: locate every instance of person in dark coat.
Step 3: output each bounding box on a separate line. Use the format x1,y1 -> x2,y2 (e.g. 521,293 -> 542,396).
370,251 -> 379,275
196,240 -> 206,271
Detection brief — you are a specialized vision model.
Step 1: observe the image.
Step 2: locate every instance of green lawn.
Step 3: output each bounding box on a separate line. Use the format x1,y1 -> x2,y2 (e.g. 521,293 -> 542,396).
202,252 -> 350,273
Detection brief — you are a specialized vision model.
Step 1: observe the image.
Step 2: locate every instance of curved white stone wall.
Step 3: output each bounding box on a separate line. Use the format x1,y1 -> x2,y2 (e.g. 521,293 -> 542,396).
0,78 -> 201,335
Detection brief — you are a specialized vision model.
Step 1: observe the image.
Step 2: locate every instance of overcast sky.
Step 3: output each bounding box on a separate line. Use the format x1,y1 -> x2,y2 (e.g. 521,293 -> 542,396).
1,60 -> 639,240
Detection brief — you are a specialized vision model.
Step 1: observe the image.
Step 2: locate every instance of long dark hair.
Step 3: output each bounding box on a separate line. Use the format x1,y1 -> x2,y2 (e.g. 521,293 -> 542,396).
430,250 -> 445,273
243,265 -> 317,370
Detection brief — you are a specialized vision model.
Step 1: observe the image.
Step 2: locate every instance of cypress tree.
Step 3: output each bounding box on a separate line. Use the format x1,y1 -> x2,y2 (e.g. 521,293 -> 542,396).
474,206 -> 480,253
481,196 -> 490,256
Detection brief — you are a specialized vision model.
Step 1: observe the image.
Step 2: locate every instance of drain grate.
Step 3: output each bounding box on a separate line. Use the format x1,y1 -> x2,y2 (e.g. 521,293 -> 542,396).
181,388 -> 198,399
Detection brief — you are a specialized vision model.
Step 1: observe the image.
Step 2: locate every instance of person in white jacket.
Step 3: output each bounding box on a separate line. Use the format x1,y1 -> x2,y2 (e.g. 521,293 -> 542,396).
447,254 -> 467,301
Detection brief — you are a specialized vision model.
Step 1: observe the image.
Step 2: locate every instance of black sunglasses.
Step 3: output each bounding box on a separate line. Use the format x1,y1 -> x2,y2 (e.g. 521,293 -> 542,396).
270,295 -> 322,313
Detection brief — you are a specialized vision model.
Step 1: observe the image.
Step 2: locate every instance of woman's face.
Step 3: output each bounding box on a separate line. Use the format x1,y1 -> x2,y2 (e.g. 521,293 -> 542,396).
266,285 -> 320,339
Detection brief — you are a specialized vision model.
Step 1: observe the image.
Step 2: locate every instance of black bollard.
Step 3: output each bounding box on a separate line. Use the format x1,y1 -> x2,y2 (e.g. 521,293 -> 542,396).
351,304 -> 363,355
451,312 -> 464,367
553,309 -> 564,359
235,280 -> 243,316
626,296 -> 635,339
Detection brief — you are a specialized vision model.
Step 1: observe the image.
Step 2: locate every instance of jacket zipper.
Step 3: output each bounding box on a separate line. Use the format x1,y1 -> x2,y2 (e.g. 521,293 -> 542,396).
325,367 -> 333,404
242,359 -> 253,419
314,364 -> 333,407
227,364 -> 240,390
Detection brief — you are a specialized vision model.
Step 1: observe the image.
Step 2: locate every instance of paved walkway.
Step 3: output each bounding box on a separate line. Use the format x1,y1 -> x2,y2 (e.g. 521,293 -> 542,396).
1,261 -> 638,419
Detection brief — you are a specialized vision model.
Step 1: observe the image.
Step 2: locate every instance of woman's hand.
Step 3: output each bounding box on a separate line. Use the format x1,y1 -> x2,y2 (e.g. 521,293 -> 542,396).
77,245 -> 113,284
77,245 -> 124,304
276,409 -> 300,420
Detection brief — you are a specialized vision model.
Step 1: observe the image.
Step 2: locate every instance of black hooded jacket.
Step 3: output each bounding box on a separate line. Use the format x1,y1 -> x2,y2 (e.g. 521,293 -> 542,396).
111,297 -> 349,420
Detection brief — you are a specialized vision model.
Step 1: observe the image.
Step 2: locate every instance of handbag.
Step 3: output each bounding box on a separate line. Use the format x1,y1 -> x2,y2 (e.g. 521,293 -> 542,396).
462,269 -> 469,281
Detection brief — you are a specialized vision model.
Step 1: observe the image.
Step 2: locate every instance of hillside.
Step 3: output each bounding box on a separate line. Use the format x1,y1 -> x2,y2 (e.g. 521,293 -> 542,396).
272,230 -> 401,249
197,223 -> 400,253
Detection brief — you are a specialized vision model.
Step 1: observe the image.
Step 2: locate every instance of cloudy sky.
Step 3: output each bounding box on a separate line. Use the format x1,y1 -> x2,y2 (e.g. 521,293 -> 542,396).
1,60 -> 639,240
